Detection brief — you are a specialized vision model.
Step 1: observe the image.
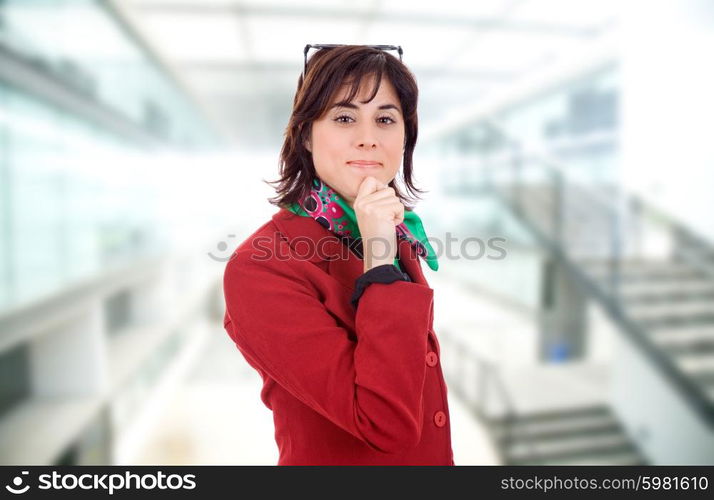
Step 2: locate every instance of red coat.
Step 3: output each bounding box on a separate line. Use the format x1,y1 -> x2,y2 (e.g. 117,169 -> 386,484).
222,207 -> 455,465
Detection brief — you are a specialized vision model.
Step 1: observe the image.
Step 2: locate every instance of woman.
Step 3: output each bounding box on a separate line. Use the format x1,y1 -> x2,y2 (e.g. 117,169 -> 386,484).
223,45 -> 454,465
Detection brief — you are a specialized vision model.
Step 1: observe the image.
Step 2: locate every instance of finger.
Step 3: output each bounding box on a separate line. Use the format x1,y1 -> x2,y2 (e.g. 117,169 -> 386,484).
369,197 -> 403,209
365,195 -> 403,209
368,199 -> 404,223
355,176 -> 382,200
359,186 -> 397,204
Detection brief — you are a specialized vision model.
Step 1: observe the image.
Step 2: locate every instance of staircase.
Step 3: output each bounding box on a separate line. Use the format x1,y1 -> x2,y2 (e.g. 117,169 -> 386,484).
438,332 -> 648,466
507,181 -> 714,409
441,120 -> 714,464
493,405 -> 647,465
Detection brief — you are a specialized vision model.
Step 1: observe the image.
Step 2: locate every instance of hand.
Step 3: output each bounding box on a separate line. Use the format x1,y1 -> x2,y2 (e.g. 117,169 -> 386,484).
353,176 -> 405,273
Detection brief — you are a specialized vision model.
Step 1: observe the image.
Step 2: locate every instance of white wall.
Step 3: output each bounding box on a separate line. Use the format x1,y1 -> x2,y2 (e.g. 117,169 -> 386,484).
620,0 -> 714,240
611,331 -> 714,464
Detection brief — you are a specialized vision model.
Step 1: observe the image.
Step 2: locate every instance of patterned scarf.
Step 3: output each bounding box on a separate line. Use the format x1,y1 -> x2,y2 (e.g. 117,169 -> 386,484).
286,177 -> 439,272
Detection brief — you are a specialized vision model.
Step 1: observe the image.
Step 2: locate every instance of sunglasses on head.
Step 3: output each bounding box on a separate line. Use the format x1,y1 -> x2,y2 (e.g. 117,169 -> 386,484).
302,44 -> 403,80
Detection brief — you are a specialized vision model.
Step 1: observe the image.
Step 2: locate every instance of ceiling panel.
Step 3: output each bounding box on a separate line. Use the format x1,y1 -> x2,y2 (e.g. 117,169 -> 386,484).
448,30 -> 579,73
122,0 -> 620,149
241,0 -> 375,11
246,16 -> 364,62
183,68 -> 299,96
380,0 -> 512,18
512,0 -> 619,28
137,12 -> 247,62
360,21 -> 476,69
5,2 -> 140,60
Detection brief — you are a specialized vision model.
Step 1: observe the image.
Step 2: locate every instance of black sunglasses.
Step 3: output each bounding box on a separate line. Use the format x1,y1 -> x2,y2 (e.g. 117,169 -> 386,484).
302,44 -> 403,80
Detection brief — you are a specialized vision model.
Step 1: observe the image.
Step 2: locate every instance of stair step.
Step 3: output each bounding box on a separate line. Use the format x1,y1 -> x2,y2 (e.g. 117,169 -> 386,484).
663,348 -> 714,400
649,324 -> 714,345
509,447 -> 645,466
497,420 -> 622,444
493,405 -> 611,427
626,299 -> 714,328
683,367 -> 714,386
618,280 -> 714,302
660,339 -> 714,357
642,317 -> 714,330
506,435 -> 636,465
673,355 -> 714,378
491,404 -> 646,466
681,368 -> 714,404
509,450 -> 647,465
645,327 -> 714,399
628,296 -> 714,313
494,411 -> 618,435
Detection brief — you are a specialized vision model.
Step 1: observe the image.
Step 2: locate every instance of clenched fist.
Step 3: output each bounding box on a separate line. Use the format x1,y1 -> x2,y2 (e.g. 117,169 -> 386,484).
353,176 -> 405,273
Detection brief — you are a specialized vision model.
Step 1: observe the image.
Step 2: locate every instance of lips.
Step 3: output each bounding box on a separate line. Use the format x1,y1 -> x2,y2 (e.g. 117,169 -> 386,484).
347,161 -> 382,167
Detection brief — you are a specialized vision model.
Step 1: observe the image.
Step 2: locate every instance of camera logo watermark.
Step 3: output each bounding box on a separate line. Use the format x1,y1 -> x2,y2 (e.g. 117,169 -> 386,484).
4,470 -> 196,495
5,471 -> 29,494
207,233 -> 237,262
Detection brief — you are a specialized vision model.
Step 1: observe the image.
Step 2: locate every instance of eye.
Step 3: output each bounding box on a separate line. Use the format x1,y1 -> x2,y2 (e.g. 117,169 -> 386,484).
334,114 -> 397,124
378,116 -> 396,124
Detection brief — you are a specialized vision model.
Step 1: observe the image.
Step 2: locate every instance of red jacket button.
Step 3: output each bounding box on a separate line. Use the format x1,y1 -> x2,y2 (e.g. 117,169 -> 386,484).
434,410 -> 446,427
426,351 -> 438,367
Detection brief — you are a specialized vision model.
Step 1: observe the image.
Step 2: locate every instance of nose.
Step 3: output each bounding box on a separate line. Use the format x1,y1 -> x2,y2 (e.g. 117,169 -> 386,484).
354,121 -> 378,149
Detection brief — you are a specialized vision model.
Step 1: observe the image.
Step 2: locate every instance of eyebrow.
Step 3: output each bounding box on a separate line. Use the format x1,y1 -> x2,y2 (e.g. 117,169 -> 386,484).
330,101 -> 401,113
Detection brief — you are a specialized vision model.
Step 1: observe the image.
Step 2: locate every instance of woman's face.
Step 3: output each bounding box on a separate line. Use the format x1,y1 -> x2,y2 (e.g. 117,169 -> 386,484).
306,75 -> 405,207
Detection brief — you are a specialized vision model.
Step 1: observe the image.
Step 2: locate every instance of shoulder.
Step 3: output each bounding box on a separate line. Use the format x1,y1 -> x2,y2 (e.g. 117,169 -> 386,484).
223,206 -> 339,291
225,218 -> 281,274
223,212 -> 310,289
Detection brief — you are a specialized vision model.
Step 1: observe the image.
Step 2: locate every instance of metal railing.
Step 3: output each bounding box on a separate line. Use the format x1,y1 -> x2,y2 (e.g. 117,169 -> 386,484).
462,119 -> 714,430
438,329 -> 539,464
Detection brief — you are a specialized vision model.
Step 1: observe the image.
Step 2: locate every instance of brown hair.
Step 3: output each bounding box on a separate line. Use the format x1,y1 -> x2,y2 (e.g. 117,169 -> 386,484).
264,45 -> 427,211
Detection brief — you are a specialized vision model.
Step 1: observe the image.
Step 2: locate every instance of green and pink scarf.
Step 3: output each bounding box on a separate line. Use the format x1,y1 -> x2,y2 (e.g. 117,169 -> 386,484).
286,177 -> 438,272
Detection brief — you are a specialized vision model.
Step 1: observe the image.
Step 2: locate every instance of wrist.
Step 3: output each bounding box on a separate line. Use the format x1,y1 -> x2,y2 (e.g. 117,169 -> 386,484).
362,236 -> 396,273
351,263 -> 410,309
364,259 -> 395,273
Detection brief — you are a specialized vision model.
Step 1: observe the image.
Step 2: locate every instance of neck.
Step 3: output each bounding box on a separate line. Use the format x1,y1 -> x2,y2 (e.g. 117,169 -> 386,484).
335,190 -> 355,209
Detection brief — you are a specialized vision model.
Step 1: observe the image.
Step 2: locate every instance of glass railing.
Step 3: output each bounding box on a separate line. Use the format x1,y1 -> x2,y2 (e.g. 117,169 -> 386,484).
474,120 -> 698,304
474,120 -> 714,428
0,0 -> 215,148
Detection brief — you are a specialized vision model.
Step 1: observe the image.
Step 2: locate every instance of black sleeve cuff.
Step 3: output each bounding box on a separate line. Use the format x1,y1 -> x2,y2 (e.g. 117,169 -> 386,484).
350,264 -> 411,309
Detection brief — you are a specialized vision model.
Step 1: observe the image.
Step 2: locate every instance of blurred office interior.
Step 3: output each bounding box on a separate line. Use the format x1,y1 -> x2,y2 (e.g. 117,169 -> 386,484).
1,0 -> 713,465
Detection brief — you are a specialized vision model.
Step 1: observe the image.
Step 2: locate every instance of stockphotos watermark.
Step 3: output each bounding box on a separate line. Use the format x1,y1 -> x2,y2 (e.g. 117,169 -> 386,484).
207,232 -> 508,263
4,469 -> 196,495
